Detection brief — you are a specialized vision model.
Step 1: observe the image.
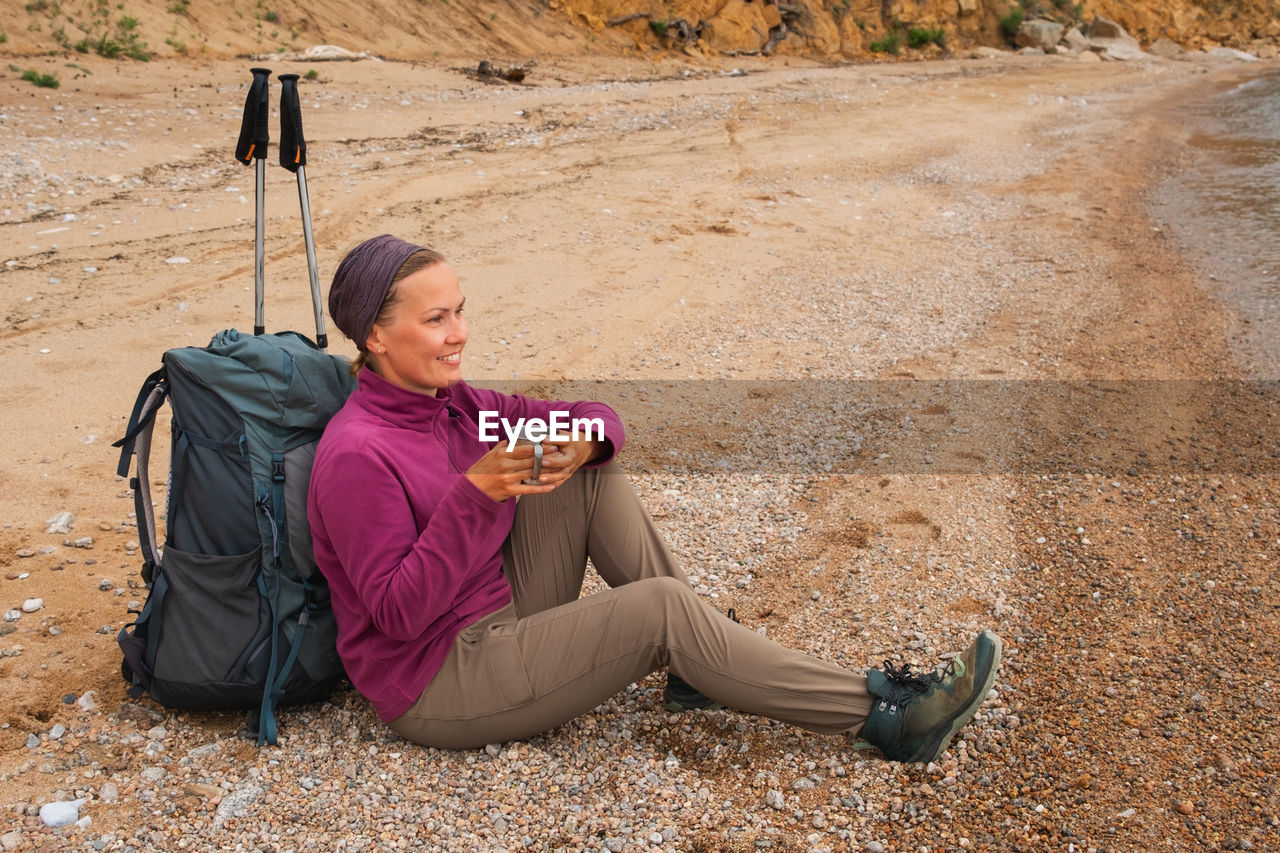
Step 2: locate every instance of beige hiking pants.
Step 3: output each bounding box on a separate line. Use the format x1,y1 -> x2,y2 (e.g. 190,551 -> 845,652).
389,461 -> 873,749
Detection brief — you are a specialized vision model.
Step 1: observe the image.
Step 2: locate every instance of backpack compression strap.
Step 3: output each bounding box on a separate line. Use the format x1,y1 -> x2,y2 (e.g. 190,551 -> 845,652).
112,369 -> 167,583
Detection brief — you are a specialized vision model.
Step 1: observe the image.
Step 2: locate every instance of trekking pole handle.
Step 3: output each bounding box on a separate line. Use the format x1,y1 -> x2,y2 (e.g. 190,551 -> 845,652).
235,67 -> 272,165
278,73 -> 328,348
278,73 -> 306,173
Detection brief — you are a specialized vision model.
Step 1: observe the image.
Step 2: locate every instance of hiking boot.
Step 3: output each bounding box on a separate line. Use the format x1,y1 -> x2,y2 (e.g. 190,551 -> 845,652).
663,608 -> 737,712
857,629 -> 1002,763
663,673 -> 723,712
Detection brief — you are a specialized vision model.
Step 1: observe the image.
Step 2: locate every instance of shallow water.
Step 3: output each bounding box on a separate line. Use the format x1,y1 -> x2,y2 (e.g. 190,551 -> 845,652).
1153,69 -> 1280,377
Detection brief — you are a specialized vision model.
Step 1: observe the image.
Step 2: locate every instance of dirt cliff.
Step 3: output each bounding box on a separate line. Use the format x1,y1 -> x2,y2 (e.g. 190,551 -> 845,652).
3,0 -> 1279,63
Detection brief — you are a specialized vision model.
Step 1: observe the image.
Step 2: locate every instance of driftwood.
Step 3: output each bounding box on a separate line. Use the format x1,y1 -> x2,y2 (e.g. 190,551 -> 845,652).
472,59 -> 538,84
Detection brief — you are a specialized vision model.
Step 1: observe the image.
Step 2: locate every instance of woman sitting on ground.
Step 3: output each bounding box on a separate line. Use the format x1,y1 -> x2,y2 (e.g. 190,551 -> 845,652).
307,233 -> 1001,760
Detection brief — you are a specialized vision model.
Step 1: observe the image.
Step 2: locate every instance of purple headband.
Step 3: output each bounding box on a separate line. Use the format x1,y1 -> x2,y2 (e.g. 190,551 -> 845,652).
329,234 -> 426,352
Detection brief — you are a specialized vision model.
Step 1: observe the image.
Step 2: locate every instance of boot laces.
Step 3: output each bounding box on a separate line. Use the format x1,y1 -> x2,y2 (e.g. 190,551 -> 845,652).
877,661 -> 939,716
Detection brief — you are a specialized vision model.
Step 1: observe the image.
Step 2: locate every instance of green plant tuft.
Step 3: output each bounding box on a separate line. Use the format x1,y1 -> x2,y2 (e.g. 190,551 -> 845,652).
869,31 -> 901,54
907,26 -> 945,48
999,8 -> 1023,41
649,19 -> 669,37
22,68 -> 60,88
304,68 -> 318,80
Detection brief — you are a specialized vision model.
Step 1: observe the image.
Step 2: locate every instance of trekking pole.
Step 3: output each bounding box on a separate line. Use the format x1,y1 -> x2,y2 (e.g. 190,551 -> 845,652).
278,73 -> 328,350
234,67 -> 272,336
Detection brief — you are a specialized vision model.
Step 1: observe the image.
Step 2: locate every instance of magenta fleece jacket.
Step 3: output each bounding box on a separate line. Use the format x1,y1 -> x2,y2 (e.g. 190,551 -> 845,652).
307,368 -> 624,722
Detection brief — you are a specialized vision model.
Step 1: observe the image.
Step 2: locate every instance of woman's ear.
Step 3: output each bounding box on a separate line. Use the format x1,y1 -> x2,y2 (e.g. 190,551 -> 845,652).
365,326 -> 384,355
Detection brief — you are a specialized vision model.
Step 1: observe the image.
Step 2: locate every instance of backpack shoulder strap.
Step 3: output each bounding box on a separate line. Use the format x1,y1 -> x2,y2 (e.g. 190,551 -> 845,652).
112,368 -> 168,582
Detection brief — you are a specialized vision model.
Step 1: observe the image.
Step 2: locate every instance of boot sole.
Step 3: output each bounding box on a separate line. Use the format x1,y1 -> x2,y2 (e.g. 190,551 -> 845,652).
910,630 -> 1003,763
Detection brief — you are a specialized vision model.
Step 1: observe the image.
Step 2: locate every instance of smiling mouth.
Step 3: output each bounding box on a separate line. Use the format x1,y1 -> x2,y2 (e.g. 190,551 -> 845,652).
439,352 -> 462,364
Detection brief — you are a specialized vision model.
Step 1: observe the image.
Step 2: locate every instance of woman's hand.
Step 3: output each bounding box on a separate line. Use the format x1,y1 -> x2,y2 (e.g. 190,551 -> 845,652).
534,438 -> 601,487
464,441 -> 557,502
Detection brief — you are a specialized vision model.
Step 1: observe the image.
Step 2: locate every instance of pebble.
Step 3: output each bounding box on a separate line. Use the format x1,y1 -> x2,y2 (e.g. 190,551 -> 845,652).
77,690 -> 97,711
213,785 -> 264,827
3,610 -> 19,622
765,790 -> 785,809
0,831 -> 22,851
45,511 -> 74,534
139,767 -> 167,783
38,798 -> 85,827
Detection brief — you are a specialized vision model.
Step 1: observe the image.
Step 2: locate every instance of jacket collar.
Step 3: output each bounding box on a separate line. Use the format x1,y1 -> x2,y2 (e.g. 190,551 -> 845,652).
352,367 -> 461,433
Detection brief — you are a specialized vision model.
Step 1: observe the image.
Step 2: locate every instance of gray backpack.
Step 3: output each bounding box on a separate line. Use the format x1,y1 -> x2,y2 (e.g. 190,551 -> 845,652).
113,329 -> 355,744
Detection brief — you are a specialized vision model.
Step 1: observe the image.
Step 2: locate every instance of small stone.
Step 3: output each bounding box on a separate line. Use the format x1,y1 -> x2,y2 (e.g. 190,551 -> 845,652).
62,693 -> 77,704
0,830 -> 22,851
74,537 -> 94,549
45,512 -> 74,535
39,798 -> 85,827
118,702 -> 165,725
21,599 -> 43,613
485,743 -> 501,757
26,733 -> 39,749
1174,800 -> 1194,815
3,611 -> 20,622
867,843 -> 885,853
139,767 -> 166,783
47,625 -> 63,636
98,579 -> 113,591
765,790 -> 784,809
77,691 -> 97,712
50,724 -> 66,740
16,549 -> 35,558
98,782 -> 119,803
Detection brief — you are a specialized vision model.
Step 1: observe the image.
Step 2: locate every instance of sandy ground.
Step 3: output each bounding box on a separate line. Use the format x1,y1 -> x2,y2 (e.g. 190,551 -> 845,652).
1,50 -> 1278,851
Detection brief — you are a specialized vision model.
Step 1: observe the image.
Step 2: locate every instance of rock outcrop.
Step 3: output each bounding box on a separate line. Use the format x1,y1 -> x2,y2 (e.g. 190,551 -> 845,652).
2,0 -> 1277,60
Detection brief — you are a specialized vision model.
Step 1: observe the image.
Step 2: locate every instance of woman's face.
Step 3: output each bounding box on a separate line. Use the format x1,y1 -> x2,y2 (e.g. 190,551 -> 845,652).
365,262 -> 467,396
